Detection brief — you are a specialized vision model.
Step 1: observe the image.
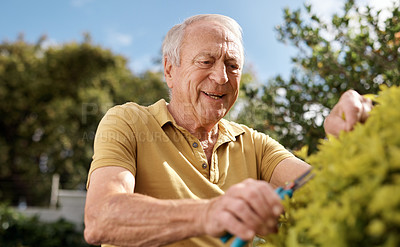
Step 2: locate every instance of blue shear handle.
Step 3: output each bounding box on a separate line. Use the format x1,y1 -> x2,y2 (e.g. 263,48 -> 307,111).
220,233 -> 233,243
231,237 -> 248,247
275,187 -> 293,200
220,233 -> 247,247
220,187 -> 293,246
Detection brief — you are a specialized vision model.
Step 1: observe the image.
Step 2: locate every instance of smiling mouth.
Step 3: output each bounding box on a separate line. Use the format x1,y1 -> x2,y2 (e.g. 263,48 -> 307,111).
203,91 -> 225,100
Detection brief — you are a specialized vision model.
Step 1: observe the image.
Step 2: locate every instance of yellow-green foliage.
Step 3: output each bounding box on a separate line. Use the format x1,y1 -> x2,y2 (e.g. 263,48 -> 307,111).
263,85 -> 400,247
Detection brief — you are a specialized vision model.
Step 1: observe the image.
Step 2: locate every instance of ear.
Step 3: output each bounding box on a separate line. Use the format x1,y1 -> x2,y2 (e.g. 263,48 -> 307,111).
164,56 -> 174,89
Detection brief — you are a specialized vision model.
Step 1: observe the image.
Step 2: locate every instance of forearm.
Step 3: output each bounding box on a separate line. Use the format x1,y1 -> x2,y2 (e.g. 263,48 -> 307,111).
84,193 -> 209,246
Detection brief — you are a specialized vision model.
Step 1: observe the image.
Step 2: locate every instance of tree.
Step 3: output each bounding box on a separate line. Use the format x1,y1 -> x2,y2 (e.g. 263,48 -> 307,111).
0,35 -> 169,206
235,0 -> 400,153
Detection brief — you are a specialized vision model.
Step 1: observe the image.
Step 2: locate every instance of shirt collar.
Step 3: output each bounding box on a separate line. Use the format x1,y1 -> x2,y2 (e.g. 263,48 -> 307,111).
218,118 -> 245,142
147,99 -> 175,127
147,99 -> 245,141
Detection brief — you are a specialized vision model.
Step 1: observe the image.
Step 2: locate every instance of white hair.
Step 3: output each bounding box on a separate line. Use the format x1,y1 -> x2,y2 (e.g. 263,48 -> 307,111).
162,14 -> 244,66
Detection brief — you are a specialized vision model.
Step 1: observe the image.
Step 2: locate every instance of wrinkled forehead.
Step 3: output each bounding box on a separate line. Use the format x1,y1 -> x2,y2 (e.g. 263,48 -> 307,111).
183,21 -> 244,58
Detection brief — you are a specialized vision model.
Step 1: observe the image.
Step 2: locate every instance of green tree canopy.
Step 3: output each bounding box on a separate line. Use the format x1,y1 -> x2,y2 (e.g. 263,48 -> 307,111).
235,0 -> 400,153
0,35 -> 169,206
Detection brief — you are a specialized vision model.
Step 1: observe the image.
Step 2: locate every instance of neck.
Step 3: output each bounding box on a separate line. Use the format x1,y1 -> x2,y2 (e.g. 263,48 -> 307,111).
167,103 -> 219,141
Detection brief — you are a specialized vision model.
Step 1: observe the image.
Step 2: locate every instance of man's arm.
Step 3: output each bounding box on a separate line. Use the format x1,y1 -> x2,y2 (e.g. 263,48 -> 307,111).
269,157 -> 311,189
270,90 -> 373,186
84,166 -> 284,246
84,166 -> 207,246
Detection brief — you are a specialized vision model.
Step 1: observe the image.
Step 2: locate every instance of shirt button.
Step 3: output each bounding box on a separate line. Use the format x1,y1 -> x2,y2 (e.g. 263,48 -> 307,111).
192,142 -> 198,148
202,163 -> 207,169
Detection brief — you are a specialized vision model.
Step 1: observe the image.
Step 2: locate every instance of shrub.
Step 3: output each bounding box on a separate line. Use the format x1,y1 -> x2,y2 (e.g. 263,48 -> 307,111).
263,85 -> 400,246
0,204 -> 92,247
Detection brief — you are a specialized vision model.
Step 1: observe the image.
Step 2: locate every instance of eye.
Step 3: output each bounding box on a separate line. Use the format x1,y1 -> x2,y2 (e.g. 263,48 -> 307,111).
196,59 -> 214,68
229,64 -> 239,69
226,62 -> 240,72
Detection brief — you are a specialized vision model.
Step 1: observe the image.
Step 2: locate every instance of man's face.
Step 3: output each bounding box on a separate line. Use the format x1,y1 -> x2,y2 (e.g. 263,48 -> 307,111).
165,21 -> 243,126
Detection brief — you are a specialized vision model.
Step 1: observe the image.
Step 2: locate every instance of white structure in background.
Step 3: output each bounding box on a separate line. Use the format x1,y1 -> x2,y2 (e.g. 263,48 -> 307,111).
16,174 -> 86,230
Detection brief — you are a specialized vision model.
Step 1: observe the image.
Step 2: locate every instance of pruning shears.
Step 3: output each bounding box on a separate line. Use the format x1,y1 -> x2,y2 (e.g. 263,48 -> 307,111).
220,169 -> 315,247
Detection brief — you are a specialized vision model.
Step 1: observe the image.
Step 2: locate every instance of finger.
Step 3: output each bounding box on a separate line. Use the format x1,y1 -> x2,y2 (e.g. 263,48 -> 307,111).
236,180 -> 271,216
257,188 -> 283,219
342,90 -> 370,130
222,205 -> 276,239
237,181 -> 283,234
326,115 -> 346,136
224,180 -> 282,236
225,197 -> 264,231
343,104 -> 362,131
360,97 -> 373,123
219,210 -> 255,241
236,181 -> 282,224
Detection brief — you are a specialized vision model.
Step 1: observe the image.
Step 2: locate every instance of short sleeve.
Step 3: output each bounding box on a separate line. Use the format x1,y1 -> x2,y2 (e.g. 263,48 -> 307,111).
86,106 -> 137,188
252,130 -> 294,182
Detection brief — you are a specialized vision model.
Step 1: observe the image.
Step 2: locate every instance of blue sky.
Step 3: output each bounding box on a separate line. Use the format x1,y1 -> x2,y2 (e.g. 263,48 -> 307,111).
1,0 -> 393,82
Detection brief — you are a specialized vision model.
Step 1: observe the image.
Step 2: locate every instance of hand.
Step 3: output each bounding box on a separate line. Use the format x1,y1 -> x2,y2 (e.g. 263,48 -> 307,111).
324,90 -> 373,137
201,179 -> 283,241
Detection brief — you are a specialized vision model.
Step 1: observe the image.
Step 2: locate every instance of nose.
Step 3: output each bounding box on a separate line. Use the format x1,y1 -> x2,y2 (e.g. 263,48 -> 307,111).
210,62 -> 228,85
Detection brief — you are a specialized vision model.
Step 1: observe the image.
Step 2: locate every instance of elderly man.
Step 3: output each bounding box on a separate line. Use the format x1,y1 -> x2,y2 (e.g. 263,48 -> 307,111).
84,14 -> 372,246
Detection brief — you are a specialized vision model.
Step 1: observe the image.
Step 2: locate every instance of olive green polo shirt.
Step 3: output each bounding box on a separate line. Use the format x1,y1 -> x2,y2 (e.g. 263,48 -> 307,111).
87,99 -> 294,246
